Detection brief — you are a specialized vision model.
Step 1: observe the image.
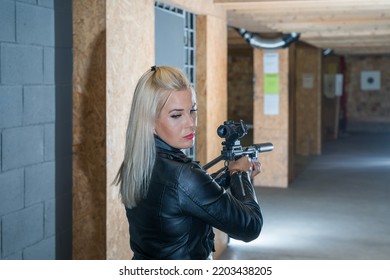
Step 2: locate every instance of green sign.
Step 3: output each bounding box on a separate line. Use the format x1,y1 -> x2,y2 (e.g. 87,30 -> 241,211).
264,74 -> 279,94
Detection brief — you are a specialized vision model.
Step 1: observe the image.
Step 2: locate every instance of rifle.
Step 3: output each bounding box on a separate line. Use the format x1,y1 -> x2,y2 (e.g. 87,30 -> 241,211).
203,120 -> 273,171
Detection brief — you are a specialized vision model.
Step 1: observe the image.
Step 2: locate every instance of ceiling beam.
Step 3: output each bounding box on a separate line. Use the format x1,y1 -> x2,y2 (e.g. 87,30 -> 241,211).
222,0 -> 390,55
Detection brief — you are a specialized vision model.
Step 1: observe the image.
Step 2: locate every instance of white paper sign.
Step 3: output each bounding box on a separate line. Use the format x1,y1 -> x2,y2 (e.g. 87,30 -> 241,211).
263,52 -> 279,74
302,73 -> 314,89
335,74 -> 343,96
264,94 -> 279,115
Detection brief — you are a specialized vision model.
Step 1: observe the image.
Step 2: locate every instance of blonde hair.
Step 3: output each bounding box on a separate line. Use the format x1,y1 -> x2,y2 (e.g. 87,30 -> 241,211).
115,66 -> 194,209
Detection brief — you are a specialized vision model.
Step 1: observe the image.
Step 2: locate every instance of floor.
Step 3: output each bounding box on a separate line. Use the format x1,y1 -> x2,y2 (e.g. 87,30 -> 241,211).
218,132 -> 390,260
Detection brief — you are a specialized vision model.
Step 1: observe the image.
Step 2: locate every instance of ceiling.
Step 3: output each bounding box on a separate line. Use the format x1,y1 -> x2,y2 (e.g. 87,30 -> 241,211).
215,0 -> 390,55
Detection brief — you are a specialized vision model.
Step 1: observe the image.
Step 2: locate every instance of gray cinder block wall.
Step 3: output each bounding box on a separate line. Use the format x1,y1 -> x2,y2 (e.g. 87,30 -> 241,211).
0,0 -> 73,259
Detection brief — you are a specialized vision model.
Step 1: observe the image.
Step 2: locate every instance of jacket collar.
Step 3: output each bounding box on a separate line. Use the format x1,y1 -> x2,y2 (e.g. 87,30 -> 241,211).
154,135 -> 192,163
154,135 -> 182,153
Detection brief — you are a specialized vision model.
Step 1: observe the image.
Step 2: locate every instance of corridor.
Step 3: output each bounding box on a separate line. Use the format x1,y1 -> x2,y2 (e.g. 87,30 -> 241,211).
219,132 -> 390,260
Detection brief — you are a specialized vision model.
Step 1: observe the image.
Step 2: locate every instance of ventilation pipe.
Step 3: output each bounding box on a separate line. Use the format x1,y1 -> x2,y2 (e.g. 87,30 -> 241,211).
235,27 -> 300,49
322,48 -> 334,56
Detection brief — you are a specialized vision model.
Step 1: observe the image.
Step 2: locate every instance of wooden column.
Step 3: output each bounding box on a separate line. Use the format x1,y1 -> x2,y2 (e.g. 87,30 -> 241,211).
295,43 -> 322,156
73,0 -> 154,260
253,49 -> 290,188
106,0 -> 155,260
196,14 -> 228,258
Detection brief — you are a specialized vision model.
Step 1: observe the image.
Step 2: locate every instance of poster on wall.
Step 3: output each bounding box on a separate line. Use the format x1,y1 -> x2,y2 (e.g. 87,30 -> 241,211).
264,74 -> 279,115
263,52 -> 279,115
302,73 -> 314,89
335,74 -> 343,96
323,74 -> 343,98
360,71 -> 381,91
264,52 -> 279,74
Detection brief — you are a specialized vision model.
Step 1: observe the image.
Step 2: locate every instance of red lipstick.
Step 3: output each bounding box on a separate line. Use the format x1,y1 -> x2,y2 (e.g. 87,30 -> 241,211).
184,133 -> 194,140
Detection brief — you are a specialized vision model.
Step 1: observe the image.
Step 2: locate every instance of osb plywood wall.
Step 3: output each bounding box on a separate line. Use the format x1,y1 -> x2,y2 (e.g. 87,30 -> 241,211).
345,55 -> 390,129
228,47 -> 254,146
253,48 -> 290,188
73,0 -> 154,260
72,0 -> 106,260
294,43 -> 322,156
106,0 -> 155,260
196,14 -> 229,259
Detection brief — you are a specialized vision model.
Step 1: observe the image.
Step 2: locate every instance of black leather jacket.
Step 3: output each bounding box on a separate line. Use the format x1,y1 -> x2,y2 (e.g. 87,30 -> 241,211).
125,136 -> 263,259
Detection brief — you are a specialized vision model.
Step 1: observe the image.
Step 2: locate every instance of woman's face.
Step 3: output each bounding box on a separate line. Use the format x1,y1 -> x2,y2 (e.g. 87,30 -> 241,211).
154,90 -> 197,149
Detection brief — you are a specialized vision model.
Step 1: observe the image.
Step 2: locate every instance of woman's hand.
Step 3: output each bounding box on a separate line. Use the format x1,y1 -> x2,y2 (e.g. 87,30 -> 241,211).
250,158 -> 262,180
228,155 -> 252,174
228,156 -> 262,180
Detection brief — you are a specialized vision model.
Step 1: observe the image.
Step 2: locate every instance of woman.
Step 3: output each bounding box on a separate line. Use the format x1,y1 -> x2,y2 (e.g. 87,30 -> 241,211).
115,66 -> 263,260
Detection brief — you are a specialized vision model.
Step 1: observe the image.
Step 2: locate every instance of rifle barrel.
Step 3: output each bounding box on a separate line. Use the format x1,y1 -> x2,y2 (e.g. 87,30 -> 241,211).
252,142 -> 274,153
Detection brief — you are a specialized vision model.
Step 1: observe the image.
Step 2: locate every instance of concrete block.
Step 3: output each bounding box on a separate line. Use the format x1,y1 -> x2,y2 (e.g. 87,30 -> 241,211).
25,161 -> 55,206
44,198 -> 55,237
0,0 -> 16,42
2,126 -> 44,170
0,43 -> 43,84
16,2 -> 54,46
0,169 -> 24,216
38,0 -> 54,8
3,251 -> 23,260
43,47 -> 54,84
2,204 -> 44,257
44,124 -> 54,161
0,86 -> 23,129
23,85 -> 55,125
23,236 -> 55,260
16,0 -> 37,3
